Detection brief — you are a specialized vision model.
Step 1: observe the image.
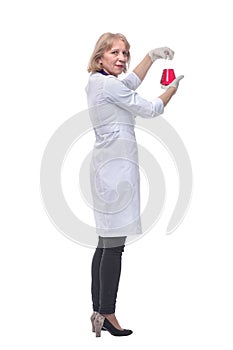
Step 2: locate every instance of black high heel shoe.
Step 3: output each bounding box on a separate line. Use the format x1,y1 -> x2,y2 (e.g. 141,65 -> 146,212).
102,318 -> 133,337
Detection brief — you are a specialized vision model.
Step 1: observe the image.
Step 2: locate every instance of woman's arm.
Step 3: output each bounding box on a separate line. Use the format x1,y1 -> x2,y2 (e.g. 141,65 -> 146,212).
158,75 -> 184,106
158,87 -> 176,106
133,54 -> 153,82
133,47 -> 174,82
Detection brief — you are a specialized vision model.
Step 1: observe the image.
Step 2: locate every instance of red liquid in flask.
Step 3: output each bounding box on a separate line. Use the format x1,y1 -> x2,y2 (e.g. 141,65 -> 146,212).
160,69 -> 176,86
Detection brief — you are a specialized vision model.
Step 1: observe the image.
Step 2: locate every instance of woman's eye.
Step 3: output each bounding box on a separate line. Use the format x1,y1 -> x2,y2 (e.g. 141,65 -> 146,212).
111,50 -> 128,56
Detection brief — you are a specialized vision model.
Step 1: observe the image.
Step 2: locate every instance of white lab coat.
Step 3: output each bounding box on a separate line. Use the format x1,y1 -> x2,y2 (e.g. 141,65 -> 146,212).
85,71 -> 164,237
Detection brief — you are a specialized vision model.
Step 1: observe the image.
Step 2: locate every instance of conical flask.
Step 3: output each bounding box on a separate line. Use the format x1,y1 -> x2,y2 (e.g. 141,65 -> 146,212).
160,57 -> 176,86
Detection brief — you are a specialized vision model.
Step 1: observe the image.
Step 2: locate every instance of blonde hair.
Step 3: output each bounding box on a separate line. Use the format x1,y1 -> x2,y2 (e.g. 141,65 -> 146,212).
87,32 -> 131,73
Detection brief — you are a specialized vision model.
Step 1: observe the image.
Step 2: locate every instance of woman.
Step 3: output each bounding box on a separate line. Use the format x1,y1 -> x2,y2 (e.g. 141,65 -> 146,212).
85,32 -> 183,337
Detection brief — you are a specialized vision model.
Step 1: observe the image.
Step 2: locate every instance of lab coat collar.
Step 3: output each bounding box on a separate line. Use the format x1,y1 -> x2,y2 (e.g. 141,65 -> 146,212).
98,69 -> 109,76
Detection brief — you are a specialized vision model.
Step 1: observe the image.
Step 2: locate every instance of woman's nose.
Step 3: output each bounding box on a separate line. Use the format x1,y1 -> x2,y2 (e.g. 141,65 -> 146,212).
118,53 -> 126,62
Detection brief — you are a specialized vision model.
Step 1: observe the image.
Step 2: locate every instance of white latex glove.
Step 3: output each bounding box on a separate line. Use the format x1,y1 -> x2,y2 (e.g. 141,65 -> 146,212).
161,75 -> 184,90
149,47 -> 174,62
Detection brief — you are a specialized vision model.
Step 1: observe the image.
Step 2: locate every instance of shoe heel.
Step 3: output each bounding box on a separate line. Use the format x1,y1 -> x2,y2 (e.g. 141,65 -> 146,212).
94,313 -> 105,337
90,312 -> 97,333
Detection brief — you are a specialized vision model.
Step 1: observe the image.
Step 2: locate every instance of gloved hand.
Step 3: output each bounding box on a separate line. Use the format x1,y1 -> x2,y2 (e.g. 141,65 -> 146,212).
149,47 -> 174,62
161,75 -> 184,90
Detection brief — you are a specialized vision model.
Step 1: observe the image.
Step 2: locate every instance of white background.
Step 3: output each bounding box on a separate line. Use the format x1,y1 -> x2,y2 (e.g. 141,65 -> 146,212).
1,0 -> 233,349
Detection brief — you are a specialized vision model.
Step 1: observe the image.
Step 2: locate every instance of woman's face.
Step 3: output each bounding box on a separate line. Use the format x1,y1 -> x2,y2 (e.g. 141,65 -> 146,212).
99,39 -> 129,77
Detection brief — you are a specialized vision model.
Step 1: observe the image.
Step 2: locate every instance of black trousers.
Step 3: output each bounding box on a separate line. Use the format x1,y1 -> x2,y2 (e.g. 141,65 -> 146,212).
91,236 -> 126,314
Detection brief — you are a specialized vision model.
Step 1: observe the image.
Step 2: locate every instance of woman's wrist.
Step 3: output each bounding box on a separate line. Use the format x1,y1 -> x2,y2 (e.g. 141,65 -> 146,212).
148,52 -> 156,63
167,86 -> 177,93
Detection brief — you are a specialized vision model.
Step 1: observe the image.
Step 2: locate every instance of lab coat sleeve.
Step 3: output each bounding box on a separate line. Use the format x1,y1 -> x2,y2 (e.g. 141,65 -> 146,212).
103,76 -> 164,118
120,72 -> 142,91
